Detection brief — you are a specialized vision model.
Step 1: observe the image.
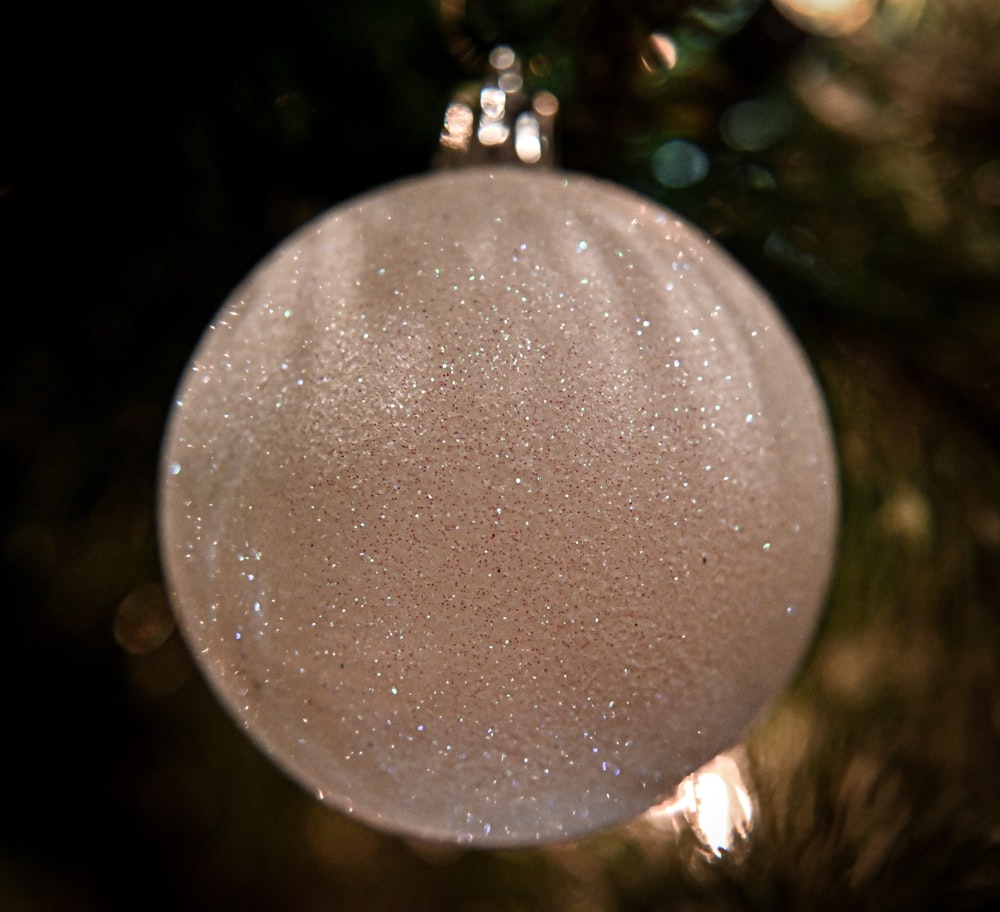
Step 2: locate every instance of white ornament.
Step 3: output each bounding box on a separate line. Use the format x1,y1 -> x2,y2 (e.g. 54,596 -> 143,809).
159,167 -> 838,846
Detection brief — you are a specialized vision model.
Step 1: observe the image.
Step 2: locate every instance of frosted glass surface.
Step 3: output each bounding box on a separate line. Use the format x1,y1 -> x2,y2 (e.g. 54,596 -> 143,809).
160,168 -> 838,846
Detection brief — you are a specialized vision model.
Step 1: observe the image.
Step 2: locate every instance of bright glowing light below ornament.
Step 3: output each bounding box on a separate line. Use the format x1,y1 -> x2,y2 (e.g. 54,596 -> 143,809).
159,168 -> 838,846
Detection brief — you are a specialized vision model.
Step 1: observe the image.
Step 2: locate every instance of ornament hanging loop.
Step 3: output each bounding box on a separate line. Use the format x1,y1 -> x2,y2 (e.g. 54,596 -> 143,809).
435,46 -> 558,169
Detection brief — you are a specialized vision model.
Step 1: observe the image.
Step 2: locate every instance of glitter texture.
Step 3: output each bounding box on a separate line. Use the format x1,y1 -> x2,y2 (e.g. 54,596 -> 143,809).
159,168 -> 838,846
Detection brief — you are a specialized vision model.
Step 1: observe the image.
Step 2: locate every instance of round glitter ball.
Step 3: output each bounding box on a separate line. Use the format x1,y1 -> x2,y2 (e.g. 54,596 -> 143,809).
159,168 -> 838,846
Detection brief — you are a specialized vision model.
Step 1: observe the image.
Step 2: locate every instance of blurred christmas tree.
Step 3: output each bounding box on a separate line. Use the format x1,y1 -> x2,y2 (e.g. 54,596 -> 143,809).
2,0 -> 998,909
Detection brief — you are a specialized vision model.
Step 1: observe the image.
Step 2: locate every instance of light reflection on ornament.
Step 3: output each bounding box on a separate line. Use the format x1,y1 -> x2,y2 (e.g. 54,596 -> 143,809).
159,167 -> 838,846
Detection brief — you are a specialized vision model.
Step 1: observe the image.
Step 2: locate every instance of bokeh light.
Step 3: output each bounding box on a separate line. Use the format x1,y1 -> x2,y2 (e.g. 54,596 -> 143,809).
771,0 -> 876,35
651,140 -> 710,188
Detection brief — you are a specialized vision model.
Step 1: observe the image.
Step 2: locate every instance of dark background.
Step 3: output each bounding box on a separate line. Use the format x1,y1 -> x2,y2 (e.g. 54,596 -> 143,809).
3,1 -> 999,909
